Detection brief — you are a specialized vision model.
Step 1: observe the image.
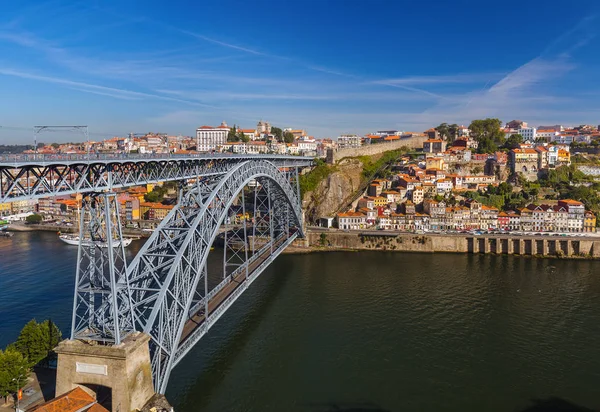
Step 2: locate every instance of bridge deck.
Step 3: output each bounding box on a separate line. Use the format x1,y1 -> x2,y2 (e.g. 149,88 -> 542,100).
179,235 -> 287,346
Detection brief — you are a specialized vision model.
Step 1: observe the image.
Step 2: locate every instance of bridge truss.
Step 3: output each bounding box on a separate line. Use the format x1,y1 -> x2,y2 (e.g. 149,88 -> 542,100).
69,159 -> 306,393
0,153 -> 310,202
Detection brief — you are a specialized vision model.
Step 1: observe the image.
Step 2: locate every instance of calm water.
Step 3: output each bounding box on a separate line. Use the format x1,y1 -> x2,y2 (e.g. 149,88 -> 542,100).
1,232 -> 599,411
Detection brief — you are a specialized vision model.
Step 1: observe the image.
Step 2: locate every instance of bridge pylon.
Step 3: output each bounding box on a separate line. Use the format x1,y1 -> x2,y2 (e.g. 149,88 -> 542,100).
70,192 -> 135,344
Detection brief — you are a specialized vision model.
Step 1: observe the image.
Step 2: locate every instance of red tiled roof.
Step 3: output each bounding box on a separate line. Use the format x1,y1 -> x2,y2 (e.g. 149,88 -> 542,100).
29,386 -> 109,412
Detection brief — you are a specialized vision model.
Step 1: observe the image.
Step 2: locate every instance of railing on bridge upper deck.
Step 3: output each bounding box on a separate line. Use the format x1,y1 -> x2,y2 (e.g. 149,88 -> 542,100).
0,152 -> 314,164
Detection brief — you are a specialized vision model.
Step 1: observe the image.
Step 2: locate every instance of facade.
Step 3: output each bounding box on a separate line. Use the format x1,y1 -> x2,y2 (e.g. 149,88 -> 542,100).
423,139 -> 446,153
337,134 -> 362,149
518,127 -> 537,142
337,196 -> 593,233
337,211 -> 367,230
140,202 -> 174,220
196,122 -> 230,152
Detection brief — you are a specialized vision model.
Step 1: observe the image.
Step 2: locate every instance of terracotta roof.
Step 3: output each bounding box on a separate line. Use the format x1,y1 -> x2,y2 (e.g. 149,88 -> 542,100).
559,199 -> 583,205
337,211 -> 366,218
28,386 -> 109,412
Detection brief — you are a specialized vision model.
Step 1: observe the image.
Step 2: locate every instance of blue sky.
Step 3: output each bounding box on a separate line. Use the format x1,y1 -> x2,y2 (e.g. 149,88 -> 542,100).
1,0 -> 599,143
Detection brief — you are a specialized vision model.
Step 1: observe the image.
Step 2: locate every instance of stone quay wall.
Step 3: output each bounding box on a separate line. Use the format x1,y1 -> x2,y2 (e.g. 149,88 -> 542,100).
303,230 -> 600,259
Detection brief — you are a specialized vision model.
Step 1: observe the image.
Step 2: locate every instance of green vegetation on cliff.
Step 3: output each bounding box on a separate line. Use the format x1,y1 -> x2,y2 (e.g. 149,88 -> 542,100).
299,158 -> 334,196
358,149 -> 405,179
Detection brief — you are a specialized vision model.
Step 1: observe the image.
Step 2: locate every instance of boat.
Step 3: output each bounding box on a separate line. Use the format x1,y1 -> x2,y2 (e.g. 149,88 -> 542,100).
0,219 -> 9,231
59,234 -> 133,248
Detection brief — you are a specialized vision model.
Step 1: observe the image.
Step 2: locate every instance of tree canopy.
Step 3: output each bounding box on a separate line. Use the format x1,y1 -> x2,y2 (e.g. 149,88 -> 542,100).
0,348 -> 30,399
504,134 -> 524,149
283,131 -> 295,144
14,319 -> 62,367
25,214 -> 42,224
468,118 -> 505,154
227,125 -> 239,142
271,127 -> 283,141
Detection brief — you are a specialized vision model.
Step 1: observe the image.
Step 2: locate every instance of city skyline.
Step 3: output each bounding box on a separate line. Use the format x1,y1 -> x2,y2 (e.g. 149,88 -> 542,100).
1,0 -> 600,143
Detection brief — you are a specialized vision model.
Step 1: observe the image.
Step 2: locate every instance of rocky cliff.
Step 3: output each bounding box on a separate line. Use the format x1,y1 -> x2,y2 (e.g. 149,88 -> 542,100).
302,158 -> 364,222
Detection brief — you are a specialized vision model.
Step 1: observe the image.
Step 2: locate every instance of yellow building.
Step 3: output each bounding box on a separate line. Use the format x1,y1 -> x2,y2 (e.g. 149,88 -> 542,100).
584,211 -> 596,232
0,202 -> 11,216
558,149 -> 571,164
371,196 -> 388,208
425,157 -> 445,171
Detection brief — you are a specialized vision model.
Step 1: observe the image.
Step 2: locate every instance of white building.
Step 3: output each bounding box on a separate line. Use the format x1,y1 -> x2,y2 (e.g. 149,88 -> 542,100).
518,127 -> 537,142
536,129 -> 560,141
196,122 -> 230,152
297,138 -> 317,154
337,134 -> 362,149
458,126 -> 470,137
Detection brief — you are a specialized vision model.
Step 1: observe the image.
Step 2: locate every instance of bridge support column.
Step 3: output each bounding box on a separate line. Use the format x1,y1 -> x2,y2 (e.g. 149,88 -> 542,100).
71,192 -> 134,344
55,332 -> 155,412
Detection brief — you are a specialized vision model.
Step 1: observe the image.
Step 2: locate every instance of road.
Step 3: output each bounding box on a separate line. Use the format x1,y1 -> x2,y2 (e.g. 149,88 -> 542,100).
306,226 -> 600,240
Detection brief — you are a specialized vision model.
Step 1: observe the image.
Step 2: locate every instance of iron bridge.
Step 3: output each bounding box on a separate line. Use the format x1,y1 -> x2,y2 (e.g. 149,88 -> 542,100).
0,154 -> 312,393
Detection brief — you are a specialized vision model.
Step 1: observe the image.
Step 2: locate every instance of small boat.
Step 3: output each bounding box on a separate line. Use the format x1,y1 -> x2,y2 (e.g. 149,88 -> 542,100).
59,234 -> 133,248
0,219 -> 9,231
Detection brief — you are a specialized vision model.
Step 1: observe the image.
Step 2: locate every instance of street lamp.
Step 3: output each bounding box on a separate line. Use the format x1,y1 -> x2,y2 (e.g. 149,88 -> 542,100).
12,367 -> 26,412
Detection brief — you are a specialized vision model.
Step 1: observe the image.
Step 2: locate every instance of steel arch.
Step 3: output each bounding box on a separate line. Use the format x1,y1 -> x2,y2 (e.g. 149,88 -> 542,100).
124,160 -> 302,393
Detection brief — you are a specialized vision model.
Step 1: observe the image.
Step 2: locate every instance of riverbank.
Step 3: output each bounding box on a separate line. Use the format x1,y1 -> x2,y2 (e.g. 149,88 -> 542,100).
286,229 -> 600,259
7,221 -> 152,238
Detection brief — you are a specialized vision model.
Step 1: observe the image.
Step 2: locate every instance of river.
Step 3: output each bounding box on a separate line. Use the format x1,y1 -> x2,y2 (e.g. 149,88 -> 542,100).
0,231 -> 599,411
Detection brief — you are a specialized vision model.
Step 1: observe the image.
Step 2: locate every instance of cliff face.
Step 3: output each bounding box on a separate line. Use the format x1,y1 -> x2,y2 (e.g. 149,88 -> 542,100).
303,158 -> 364,222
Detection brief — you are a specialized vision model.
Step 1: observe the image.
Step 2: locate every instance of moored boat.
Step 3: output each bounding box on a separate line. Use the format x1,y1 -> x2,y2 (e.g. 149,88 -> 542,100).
58,233 -> 133,248
0,219 -> 9,231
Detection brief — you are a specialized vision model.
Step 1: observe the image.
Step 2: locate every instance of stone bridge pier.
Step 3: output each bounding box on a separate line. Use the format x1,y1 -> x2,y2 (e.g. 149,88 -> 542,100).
55,332 -> 155,412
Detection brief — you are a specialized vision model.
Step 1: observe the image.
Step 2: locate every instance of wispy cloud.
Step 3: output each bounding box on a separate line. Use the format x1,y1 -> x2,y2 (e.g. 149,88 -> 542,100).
177,29 -> 270,57
371,73 -> 502,86
0,68 -> 216,106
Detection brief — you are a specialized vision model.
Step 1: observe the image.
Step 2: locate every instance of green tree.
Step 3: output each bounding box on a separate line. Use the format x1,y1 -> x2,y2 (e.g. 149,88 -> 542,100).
144,190 -> 162,203
238,131 -> 249,143
14,320 -> 47,366
283,131 -> 295,144
13,319 -> 62,367
448,124 -> 459,143
0,348 -> 30,402
435,123 -> 449,140
469,118 -> 505,153
319,233 -> 328,246
271,127 -> 283,141
25,214 -> 42,224
504,133 -> 524,149
227,125 -> 240,142
497,182 -> 513,196
50,143 -> 60,149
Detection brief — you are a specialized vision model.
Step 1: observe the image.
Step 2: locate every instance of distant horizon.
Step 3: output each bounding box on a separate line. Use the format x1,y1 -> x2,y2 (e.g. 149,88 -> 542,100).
1,1 -> 599,143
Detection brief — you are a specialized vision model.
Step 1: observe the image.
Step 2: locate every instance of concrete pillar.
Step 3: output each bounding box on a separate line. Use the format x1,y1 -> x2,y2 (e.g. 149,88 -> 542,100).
567,240 -> 573,256
472,237 -> 478,253
543,239 -> 549,255
518,239 -> 524,255
55,332 -> 155,412
484,238 -> 490,254
507,238 -> 514,254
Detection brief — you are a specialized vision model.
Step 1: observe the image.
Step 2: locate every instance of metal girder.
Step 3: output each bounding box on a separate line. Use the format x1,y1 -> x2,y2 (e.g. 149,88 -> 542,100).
0,154 -> 312,202
70,193 -> 135,344
122,160 -> 303,393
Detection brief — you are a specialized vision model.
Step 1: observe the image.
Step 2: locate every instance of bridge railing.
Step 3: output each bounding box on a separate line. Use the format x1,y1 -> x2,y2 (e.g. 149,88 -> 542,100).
186,234 -> 283,317
0,152 -> 311,164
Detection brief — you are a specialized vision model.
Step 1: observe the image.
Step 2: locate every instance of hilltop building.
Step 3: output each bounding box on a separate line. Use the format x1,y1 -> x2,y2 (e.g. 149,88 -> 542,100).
196,122 -> 230,152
